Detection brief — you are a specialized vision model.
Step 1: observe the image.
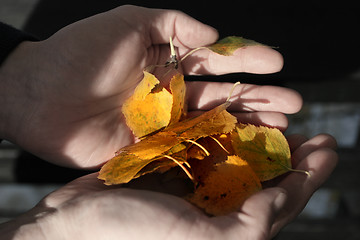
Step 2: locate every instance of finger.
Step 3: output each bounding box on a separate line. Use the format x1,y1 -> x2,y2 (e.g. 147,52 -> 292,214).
181,45 -> 284,75
236,112 -> 289,130
291,134 -> 337,167
270,147 -> 338,237
139,6 -> 219,48
188,111 -> 289,131
186,81 -> 303,114
130,6 -> 282,76
227,188 -> 287,239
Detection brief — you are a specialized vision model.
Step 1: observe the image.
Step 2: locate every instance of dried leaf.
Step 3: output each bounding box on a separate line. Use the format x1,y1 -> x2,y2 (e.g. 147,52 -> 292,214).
122,71 -> 171,138
166,102 -> 236,138
98,36 -> 295,215
231,123 -> 291,181
169,73 -> 186,125
207,36 -> 263,56
122,71 -> 186,138
98,152 -> 152,185
98,102 -> 237,185
123,102 -> 236,160
187,155 -> 261,216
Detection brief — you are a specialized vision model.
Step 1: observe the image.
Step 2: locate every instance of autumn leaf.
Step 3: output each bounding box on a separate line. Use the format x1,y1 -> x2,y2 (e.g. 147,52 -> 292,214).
135,144 -> 188,178
169,73 -> 187,125
122,102 -> 236,160
98,36 -> 303,216
187,155 -> 261,216
207,36 -> 264,56
166,102 -> 236,139
179,36 -> 265,63
122,71 -> 185,138
98,102 -> 237,185
231,123 -> 292,181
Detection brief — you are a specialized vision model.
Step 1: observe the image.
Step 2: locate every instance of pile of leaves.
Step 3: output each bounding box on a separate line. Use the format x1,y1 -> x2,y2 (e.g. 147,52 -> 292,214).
98,37 -> 307,215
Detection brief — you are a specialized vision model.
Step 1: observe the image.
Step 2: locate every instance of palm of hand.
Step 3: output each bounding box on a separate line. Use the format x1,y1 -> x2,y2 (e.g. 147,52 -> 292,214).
15,7 -> 184,168
33,173 -> 277,240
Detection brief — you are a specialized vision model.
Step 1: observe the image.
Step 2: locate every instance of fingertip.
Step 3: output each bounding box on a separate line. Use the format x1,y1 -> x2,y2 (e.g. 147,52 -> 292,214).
147,7 -> 218,48
253,85 -> 302,114
269,48 -> 284,73
234,46 -> 284,74
316,133 -> 338,150
291,89 -> 303,114
239,187 -> 287,216
291,147 -> 338,188
232,45 -> 284,74
173,13 -> 219,48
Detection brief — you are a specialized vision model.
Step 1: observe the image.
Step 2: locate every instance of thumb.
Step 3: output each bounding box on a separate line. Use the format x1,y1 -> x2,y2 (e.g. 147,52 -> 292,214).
235,188 -> 287,239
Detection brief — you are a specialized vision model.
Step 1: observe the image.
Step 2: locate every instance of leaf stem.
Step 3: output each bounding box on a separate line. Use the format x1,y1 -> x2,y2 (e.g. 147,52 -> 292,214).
179,47 -> 207,63
287,167 -> 311,177
209,136 -> 230,154
185,139 -> 210,156
279,162 -> 311,177
161,155 -> 194,181
164,36 -> 179,69
226,82 -> 241,102
169,36 -> 176,58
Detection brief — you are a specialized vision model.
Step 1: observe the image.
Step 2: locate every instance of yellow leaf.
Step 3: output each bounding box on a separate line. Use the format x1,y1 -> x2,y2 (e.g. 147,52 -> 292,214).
169,73 -> 186,125
122,71 -> 172,138
166,102 -> 236,139
122,71 -> 186,138
98,152 -> 154,185
231,123 -> 292,181
187,155 -> 261,216
123,102 -> 236,160
207,36 -> 264,56
98,102 -> 237,185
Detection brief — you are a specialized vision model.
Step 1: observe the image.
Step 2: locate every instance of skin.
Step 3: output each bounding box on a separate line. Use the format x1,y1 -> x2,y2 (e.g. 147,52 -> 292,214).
0,5 -> 338,240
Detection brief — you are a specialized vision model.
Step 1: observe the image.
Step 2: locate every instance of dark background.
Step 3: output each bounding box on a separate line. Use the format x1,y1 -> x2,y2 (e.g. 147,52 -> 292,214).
23,1 -> 360,82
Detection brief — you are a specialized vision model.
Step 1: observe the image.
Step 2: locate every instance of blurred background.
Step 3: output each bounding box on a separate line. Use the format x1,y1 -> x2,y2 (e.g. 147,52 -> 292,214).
1,1 -> 359,239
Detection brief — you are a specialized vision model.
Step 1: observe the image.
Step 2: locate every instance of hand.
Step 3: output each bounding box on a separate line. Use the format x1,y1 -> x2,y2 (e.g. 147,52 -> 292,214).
0,134 -> 337,240
0,5 -> 300,169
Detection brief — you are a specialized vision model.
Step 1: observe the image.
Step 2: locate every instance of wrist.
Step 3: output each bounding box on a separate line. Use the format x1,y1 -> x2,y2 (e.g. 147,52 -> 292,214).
0,23 -> 39,143
0,23 -> 38,66
0,41 -> 39,142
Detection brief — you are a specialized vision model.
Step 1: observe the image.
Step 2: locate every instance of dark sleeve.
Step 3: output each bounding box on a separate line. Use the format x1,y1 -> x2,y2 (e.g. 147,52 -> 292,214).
0,22 -> 38,66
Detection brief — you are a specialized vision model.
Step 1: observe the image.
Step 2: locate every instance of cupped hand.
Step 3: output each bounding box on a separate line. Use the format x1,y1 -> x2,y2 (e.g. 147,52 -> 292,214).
0,5 -> 300,169
0,134 -> 337,240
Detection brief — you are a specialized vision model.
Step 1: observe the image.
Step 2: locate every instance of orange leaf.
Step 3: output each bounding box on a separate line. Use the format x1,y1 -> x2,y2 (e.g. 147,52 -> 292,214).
187,155 -> 261,216
122,102 -> 236,161
98,102 -> 237,185
166,102 -> 236,139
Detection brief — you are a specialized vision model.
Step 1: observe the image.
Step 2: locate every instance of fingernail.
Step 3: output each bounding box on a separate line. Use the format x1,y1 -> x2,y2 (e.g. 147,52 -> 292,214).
273,190 -> 287,212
